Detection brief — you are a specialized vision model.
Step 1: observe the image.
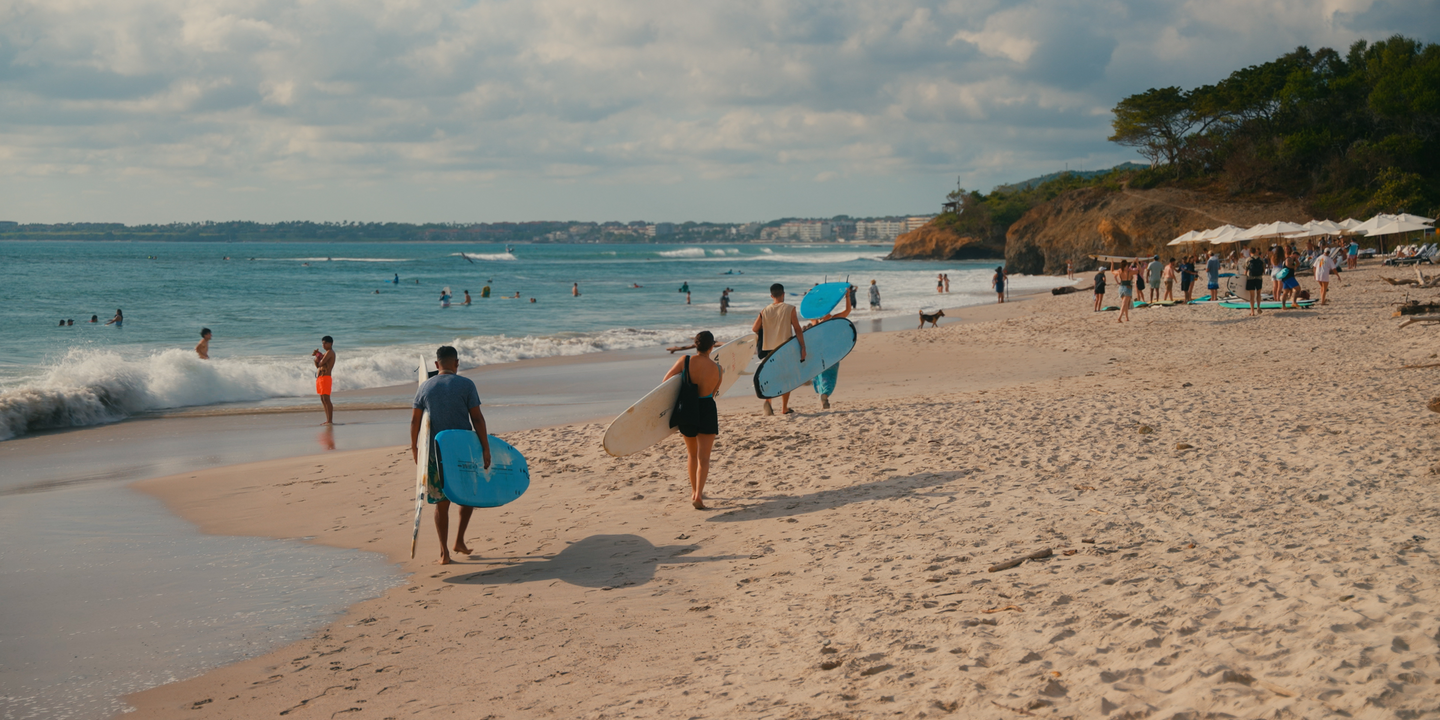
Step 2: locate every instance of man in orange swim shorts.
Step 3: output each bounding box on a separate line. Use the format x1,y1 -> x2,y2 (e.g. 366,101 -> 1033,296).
313,335 -> 336,424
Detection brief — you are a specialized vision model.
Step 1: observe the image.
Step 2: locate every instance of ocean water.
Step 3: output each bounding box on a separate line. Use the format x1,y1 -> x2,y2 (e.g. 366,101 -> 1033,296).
0,241 -> 1063,440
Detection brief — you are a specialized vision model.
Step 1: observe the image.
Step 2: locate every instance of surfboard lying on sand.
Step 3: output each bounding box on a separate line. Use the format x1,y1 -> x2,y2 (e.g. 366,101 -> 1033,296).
799,282 -> 850,320
433,431 -> 530,508
753,318 -> 856,399
410,359 -> 429,559
1219,300 -> 1318,309
601,334 -> 757,457
1089,254 -> 1158,263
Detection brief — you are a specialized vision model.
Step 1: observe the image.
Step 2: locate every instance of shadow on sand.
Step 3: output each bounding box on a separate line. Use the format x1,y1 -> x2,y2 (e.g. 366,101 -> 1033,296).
706,470 -> 969,523
443,533 -> 743,589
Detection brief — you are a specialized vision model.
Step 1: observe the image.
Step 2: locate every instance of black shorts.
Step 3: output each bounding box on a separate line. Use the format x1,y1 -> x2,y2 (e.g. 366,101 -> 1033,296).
757,348 -> 772,360
678,397 -> 719,437
1245,278 -> 1263,291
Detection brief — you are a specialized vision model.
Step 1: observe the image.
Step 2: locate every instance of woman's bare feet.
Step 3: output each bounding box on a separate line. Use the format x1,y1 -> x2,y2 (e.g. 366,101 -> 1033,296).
453,542 -> 472,556
692,498 -> 707,510
438,551 -> 451,565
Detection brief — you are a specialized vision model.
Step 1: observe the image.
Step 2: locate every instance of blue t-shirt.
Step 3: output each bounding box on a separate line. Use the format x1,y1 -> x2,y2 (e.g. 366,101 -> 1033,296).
1348,242 -> 1359,255
414,373 -> 482,444
1206,256 -> 1220,276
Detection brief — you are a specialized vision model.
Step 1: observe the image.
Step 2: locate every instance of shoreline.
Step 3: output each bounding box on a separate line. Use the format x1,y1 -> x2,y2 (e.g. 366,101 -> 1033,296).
120,261 -> 1440,718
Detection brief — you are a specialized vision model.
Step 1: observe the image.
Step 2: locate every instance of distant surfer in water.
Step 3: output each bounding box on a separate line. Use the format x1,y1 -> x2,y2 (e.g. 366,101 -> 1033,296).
196,328 -> 211,359
753,283 -> 806,416
410,345 -> 489,564
313,336 -> 336,424
809,286 -> 852,410
573,282 -> 580,297
393,273 -> 400,285
662,331 -> 721,510
105,309 -> 123,326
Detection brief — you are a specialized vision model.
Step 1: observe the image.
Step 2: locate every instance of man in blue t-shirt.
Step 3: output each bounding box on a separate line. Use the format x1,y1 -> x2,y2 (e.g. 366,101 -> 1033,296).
1205,251 -> 1221,300
410,345 -> 490,565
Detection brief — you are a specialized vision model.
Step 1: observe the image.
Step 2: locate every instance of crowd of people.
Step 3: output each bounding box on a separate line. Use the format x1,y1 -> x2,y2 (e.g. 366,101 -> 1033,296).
1092,238 -> 1354,321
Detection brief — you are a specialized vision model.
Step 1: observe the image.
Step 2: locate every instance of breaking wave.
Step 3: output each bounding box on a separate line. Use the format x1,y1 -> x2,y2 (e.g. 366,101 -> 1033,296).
0,326 -> 750,441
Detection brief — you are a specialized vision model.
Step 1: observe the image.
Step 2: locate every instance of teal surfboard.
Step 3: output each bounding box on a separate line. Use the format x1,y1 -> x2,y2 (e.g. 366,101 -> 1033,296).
1219,300 -> 1317,310
754,318 -> 856,399
433,431 -> 530,508
799,282 -> 850,320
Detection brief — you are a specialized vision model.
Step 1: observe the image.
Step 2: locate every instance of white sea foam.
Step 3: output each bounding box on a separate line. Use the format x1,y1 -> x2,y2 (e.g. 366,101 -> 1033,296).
0,325 -> 752,441
292,257 -> 410,262
453,252 -> 516,261
740,251 -> 888,264
707,248 -> 741,256
657,248 -> 708,258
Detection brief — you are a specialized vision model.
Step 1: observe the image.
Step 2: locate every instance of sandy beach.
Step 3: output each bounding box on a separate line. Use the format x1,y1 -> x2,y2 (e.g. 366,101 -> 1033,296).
124,264 -> 1440,719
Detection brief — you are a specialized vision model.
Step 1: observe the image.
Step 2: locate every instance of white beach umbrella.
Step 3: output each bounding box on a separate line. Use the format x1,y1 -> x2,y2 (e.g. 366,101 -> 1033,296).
1167,230 -> 1209,246
1209,227 -> 1250,244
1337,218 -> 1365,232
1366,219 -> 1433,237
1238,221 -> 1306,241
1351,214 -> 1400,235
1393,213 -> 1435,225
1284,220 -> 1344,239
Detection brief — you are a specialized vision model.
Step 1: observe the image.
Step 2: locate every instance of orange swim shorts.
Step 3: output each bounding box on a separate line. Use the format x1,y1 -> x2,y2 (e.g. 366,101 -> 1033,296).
316,376 -> 333,395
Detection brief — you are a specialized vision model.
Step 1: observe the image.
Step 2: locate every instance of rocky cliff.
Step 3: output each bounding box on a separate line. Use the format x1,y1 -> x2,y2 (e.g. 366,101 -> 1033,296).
1004,186 -> 1313,275
887,224 -> 1004,261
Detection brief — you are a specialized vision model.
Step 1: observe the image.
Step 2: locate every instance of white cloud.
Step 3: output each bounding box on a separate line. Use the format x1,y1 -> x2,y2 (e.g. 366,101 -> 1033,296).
0,0 -> 1421,222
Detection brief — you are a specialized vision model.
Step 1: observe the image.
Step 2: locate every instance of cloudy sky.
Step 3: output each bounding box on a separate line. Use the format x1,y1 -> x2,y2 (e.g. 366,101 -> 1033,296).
0,0 -> 1429,223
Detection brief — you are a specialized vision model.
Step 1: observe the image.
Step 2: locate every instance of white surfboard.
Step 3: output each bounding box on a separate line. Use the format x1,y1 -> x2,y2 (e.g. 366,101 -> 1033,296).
410,359 -> 430,559
713,333 -> 756,398
602,334 -> 756,457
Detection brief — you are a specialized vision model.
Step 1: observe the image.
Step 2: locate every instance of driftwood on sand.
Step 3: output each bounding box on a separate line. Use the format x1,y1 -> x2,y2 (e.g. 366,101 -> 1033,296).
988,548 -> 1053,572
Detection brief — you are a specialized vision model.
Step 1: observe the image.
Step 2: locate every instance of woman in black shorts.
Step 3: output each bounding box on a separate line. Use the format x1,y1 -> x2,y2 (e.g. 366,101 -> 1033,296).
663,331 -> 721,509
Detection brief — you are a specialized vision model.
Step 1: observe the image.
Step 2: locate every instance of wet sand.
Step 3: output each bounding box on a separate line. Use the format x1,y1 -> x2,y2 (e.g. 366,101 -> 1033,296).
125,264 -> 1440,719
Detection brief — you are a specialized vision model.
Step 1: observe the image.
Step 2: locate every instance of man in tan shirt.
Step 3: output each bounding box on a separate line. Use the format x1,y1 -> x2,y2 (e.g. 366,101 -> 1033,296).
751,283 -> 806,415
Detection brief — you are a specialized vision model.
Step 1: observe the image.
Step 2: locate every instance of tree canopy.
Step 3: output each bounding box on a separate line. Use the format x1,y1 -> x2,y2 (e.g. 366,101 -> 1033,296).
1108,35 -> 1440,218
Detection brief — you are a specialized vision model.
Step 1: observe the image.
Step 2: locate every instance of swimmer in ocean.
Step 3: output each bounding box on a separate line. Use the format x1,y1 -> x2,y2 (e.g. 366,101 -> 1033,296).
393,274 -> 400,285
196,328 -> 211,359
463,290 -> 471,306
105,309 -> 123,326
573,283 -> 580,297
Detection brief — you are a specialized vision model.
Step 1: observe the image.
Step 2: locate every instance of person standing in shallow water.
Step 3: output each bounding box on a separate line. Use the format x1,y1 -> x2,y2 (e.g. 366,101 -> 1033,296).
992,266 -> 1006,303
313,335 -> 335,424
663,331 -> 721,510
196,328 -> 211,359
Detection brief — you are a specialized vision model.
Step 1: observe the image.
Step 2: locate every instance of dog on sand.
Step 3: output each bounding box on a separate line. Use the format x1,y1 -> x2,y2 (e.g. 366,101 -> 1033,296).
918,309 -> 945,328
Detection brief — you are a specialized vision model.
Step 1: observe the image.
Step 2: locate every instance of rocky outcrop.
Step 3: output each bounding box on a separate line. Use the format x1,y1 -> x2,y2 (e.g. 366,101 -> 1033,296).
888,224 -> 1004,261
1004,186 -> 1313,275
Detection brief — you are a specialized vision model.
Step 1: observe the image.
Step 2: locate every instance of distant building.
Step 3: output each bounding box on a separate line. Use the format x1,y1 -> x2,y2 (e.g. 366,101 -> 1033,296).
774,221 -> 832,241
645,223 -> 676,237
854,219 -> 906,241
905,216 -> 934,232
0,221 -> 16,230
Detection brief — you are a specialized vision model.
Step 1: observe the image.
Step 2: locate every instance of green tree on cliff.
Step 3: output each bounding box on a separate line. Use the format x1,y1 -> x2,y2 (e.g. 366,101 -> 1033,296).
1108,35 -> 1440,217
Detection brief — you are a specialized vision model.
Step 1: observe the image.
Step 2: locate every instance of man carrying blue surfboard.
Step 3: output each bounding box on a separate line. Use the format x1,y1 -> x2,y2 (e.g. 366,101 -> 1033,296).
410,345 -> 490,565
752,283 -> 806,416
